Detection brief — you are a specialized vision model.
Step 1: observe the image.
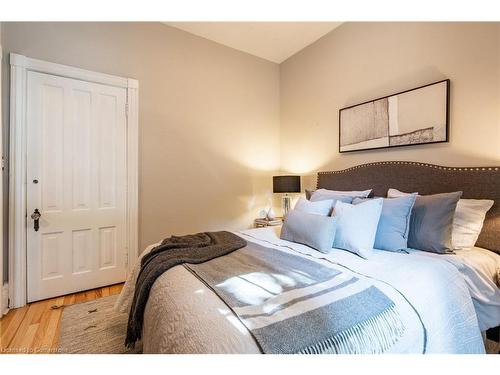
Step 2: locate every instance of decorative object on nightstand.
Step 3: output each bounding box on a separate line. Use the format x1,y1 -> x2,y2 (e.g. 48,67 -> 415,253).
254,217 -> 283,228
273,175 -> 301,216
266,207 -> 276,220
257,209 -> 268,219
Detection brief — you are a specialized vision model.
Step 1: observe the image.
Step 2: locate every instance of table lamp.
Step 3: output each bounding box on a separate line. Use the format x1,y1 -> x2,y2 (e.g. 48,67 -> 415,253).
273,175 -> 301,216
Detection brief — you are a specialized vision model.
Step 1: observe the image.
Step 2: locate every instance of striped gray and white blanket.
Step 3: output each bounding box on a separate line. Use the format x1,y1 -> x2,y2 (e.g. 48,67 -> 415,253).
185,241 -> 406,354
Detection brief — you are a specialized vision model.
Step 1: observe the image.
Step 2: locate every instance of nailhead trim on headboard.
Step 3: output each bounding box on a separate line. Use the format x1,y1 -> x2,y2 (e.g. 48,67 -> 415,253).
317,161 -> 499,186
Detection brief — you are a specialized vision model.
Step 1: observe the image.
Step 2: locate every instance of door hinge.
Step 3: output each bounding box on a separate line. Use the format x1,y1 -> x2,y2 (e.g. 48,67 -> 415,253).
1,156 -> 5,171
125,103 -> 129,118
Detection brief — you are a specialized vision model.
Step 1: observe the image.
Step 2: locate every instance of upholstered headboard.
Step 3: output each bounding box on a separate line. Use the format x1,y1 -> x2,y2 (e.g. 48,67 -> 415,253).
316,161 -> 500,253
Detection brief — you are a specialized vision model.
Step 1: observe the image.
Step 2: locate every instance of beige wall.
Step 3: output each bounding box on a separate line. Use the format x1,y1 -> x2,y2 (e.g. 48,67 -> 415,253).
1,22 -> 280,261
280,22 -> 500,190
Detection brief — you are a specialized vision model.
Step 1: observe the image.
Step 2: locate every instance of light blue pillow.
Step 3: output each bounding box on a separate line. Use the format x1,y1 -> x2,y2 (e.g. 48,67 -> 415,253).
280,210 -> 337,254
353,195 -> 417,252
332,199 -> 383,259
294,197 -> 333,216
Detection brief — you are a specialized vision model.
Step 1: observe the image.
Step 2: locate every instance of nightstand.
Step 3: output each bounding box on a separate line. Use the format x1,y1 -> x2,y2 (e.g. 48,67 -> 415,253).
254,217 -> 283,228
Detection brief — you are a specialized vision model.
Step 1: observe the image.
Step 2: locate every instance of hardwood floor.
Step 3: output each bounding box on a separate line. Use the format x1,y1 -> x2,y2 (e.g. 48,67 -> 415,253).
0,283 -> 123,354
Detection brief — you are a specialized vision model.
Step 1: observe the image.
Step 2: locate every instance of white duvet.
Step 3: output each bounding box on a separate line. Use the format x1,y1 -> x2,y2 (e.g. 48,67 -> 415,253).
116,227 -> 490,354
410,247 -> 500,332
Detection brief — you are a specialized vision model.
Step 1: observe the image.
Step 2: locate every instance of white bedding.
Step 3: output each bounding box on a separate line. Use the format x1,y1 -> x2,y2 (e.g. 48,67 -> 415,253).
116,227 -> 488,354
409,246 -> 500,331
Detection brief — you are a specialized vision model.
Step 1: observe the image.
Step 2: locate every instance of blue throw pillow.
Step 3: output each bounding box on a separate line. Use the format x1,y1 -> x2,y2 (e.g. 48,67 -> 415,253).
332,199 -> 384,259
294,197 -> 334,216
353,195 -> 417,252
280,210 -> 337,254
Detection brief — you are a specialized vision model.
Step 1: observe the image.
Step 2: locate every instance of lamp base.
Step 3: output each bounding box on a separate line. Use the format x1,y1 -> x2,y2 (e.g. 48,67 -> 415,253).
282,194 -> 292,216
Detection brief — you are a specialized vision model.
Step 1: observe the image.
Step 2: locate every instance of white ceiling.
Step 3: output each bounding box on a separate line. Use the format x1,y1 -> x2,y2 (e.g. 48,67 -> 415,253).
164,22 -> 342,63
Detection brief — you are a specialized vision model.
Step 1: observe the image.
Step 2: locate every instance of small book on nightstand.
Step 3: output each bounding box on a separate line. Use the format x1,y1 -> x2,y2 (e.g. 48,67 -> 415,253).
254,218 -> 283,227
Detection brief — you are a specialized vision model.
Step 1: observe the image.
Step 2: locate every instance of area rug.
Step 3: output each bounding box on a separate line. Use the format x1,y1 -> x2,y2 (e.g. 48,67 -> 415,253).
58,294 -> 498,354
483,335 -> 500,354
59,295 -> 142,354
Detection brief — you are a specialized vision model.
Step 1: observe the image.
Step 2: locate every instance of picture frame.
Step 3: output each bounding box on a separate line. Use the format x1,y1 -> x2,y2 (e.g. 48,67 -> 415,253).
339,79 -> 450,153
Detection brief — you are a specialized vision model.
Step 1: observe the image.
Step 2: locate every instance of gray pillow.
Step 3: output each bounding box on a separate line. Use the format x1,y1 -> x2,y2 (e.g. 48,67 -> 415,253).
309,192 -> 353,213
306,189 -> 371,200
407,191 -> 463,254
353,195 -> 417,252
280,210 -> 337,253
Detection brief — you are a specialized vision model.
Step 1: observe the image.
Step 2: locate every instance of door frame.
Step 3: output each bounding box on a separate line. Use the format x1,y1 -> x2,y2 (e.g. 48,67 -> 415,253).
9,53 -> 139,308
0,44 -> 5,316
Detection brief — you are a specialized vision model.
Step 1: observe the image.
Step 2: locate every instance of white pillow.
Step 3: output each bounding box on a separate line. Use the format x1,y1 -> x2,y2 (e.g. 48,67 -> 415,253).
332,199 -> 383,259
387,188 -> 415,198
387,188 -> 494,250
313,188 -> 372,199
451,199 -> 494,250
294,197 -> 333,216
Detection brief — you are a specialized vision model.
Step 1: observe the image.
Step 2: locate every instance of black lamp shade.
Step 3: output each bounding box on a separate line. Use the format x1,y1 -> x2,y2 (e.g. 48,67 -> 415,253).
273,175 -> 301,193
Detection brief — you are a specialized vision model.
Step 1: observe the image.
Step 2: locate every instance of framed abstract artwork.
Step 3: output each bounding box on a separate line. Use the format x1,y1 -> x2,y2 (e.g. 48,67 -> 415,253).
339,79 -> 450,153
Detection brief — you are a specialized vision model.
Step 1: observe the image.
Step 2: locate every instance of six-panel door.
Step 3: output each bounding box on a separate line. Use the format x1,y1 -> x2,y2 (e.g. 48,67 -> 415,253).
26,71 -> 128,302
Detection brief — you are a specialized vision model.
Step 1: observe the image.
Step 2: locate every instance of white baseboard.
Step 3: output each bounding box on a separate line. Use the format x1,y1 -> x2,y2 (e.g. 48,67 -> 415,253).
1,283 -> 9,316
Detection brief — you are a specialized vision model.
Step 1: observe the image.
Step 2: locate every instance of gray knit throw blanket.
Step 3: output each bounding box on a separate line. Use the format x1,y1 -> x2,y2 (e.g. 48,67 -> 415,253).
125,231 -> 247,348
186,243 -> 406,354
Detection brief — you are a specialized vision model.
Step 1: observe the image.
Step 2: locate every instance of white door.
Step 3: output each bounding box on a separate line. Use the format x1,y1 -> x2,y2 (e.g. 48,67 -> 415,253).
26,71 -> 128,302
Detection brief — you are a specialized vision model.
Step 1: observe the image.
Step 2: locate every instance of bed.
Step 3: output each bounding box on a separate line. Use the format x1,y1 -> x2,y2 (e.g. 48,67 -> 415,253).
116,161 -> 500,354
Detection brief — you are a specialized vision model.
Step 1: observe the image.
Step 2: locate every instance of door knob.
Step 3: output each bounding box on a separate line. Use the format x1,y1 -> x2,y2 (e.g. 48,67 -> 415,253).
31,209 -> 41,232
